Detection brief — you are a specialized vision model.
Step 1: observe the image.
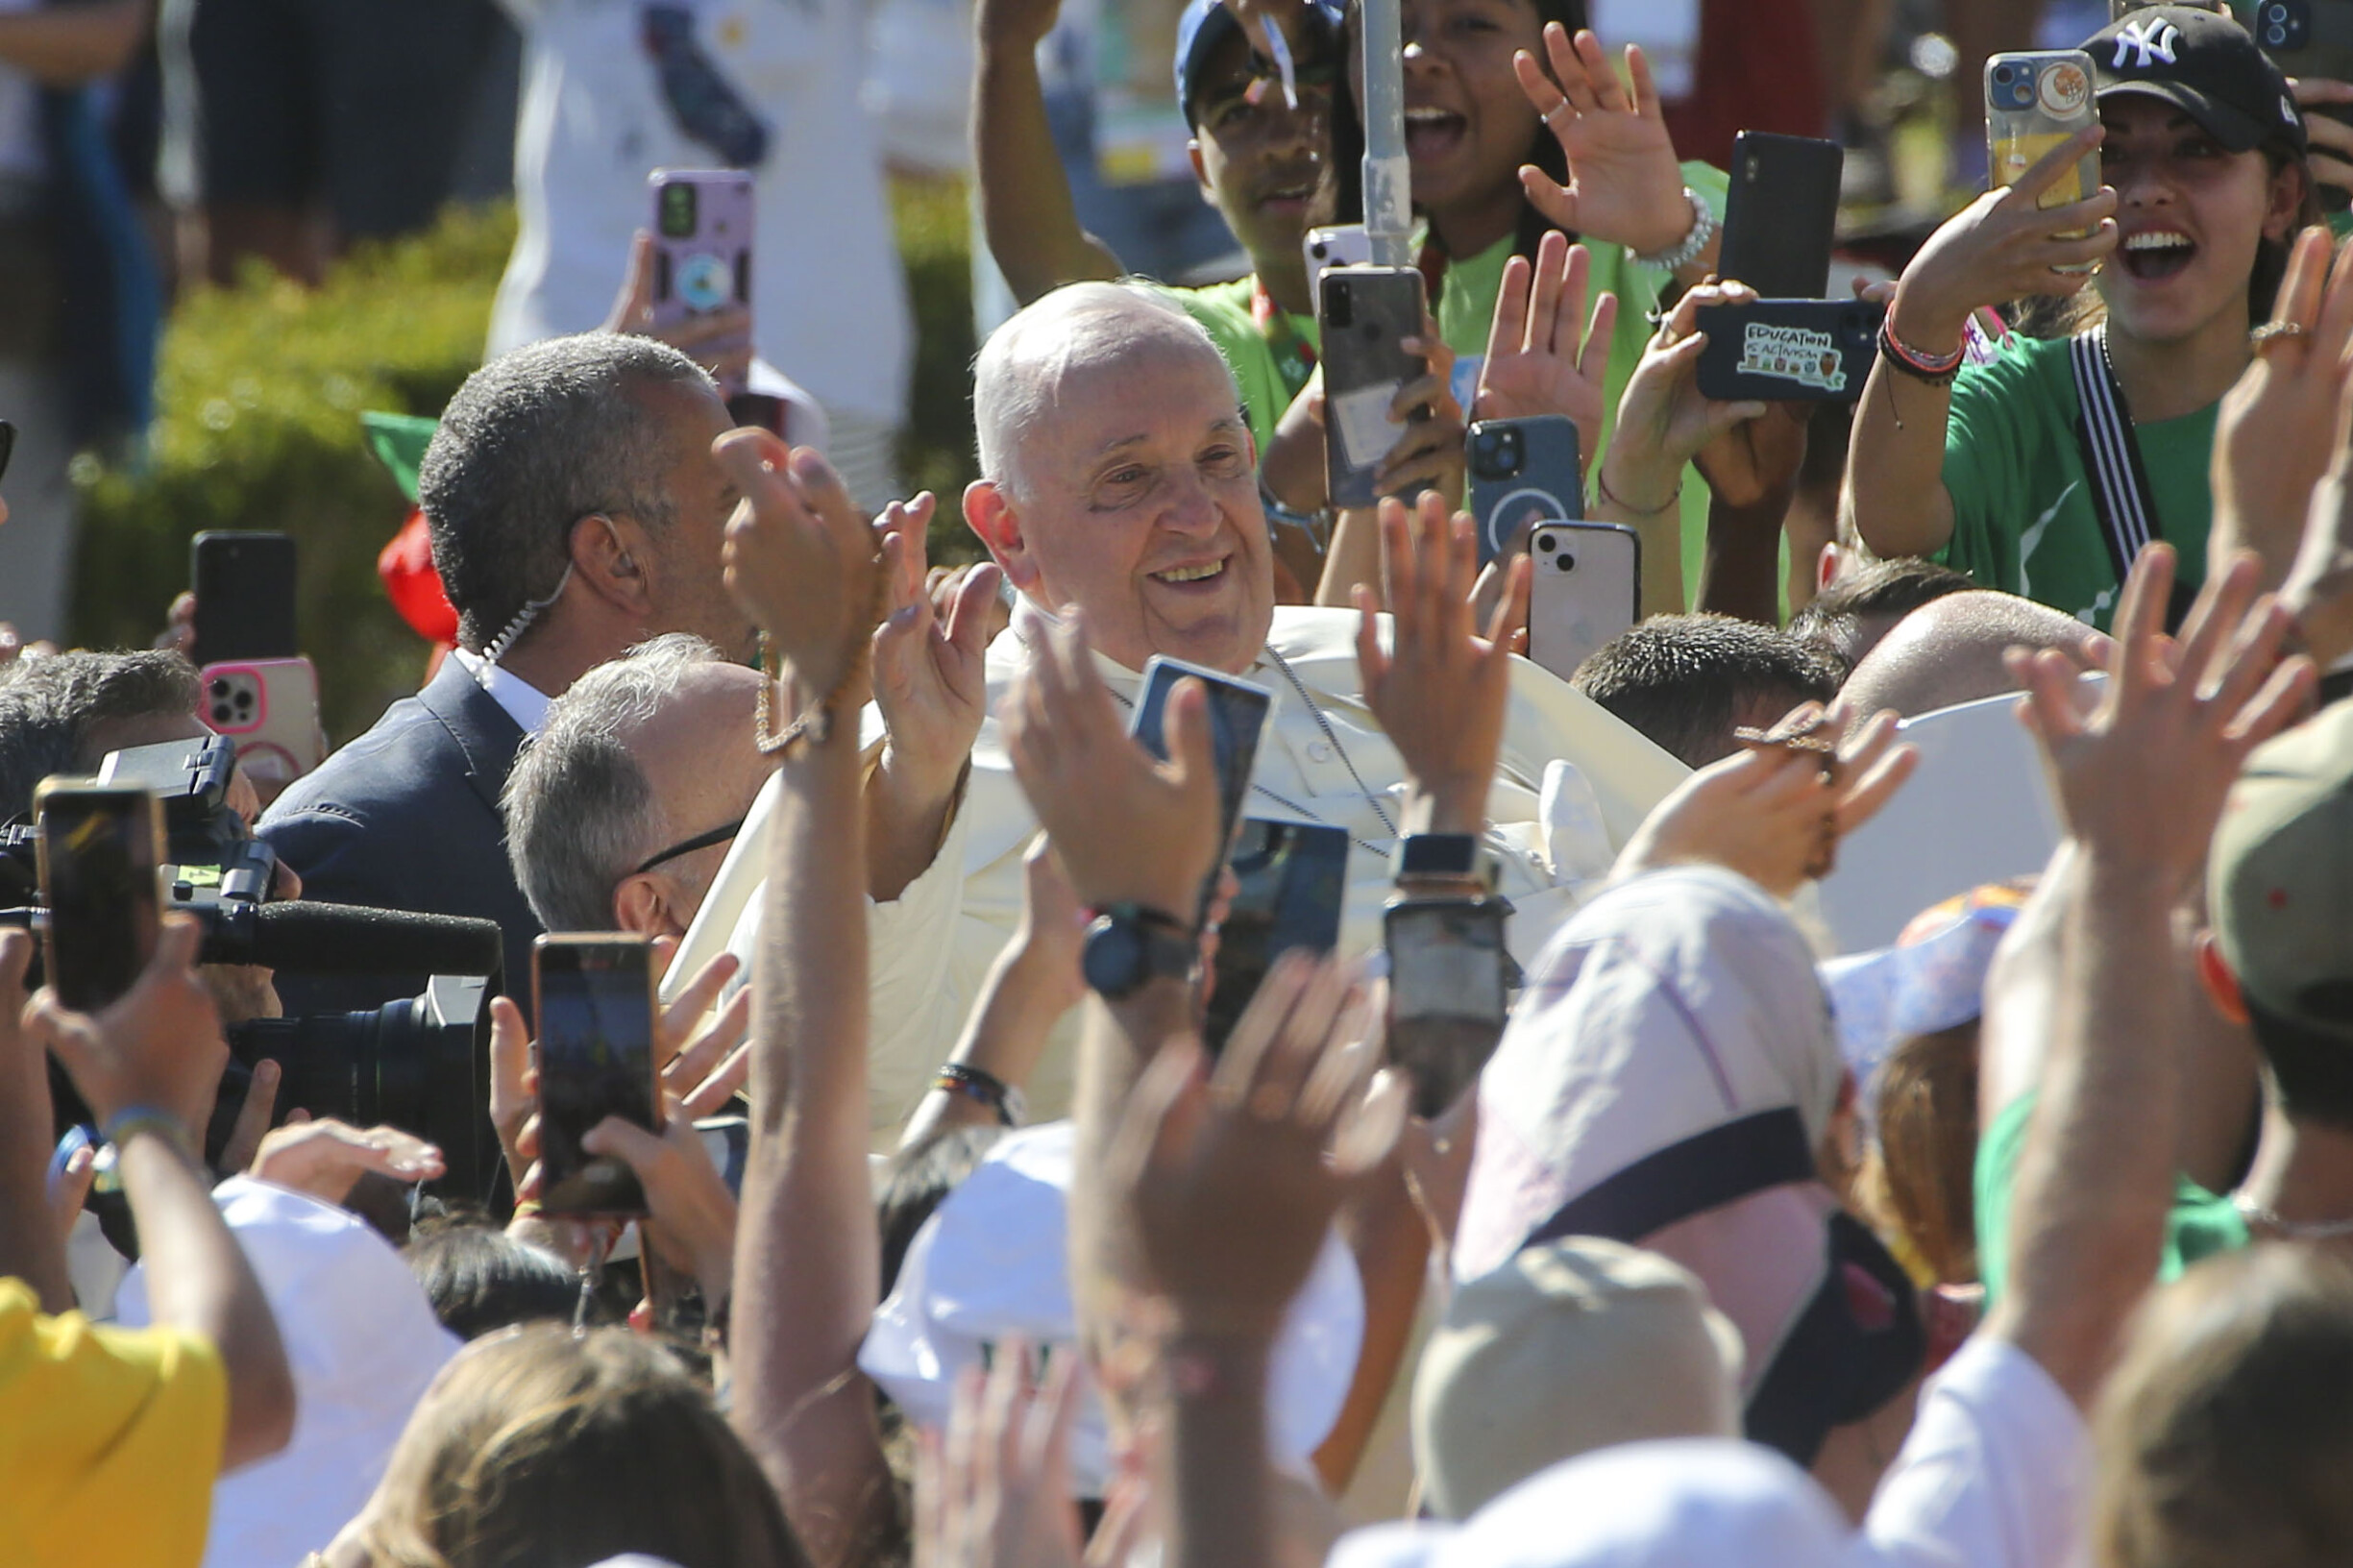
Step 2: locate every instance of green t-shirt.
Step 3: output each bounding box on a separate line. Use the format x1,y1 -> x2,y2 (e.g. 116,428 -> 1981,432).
1149,277 -> 1321,459
1433,160 -> 1734,600
1973,1092 -> 2250,1308
1940,331 -> 2216,630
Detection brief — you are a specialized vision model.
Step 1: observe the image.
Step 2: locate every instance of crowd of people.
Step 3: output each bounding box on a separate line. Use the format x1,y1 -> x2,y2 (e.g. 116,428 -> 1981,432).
9,1 -> 2353,1567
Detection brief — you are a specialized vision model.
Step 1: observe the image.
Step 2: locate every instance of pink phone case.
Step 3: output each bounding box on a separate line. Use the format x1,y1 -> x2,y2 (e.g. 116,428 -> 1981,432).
201,658 -> 326,790
648,169 -> 753,331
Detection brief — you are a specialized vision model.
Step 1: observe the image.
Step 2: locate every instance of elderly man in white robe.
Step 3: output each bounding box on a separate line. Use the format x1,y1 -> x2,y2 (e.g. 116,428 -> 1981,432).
676,282 -> 1687,1138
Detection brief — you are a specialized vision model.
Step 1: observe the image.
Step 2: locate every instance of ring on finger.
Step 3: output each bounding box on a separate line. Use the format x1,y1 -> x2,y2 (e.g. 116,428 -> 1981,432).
2250,320 -> 2311,351
1543,99 -> 1573,127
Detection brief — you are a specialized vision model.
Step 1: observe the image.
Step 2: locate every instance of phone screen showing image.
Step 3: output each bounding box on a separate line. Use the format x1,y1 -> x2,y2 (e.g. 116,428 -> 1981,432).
37,786 -> 159,1014
1205,821 -> 1351,1052
1385,897 -> 1509,1118
534,939 -> 658,1215
1131,657 -> 1275,920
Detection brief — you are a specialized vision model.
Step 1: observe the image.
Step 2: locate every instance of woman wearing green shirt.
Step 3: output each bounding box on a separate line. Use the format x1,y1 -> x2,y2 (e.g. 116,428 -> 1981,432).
1845,6 -> 2318,630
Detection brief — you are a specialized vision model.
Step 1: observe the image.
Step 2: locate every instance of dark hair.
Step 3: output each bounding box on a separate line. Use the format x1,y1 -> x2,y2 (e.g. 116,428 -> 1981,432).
1790,559 -> 1979,672
877,1125 -> 1004,1299
2249,993 -> 2353,1134
1330,0 -> 1590,276
404,1222 -> 587,1340
0,649 -> 202,822
1570,614 -> 1845,768
420,333 -> 714,652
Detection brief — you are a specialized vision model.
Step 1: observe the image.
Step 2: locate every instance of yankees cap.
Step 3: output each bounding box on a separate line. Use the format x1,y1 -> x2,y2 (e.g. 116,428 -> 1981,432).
2086,5 -> 2308,155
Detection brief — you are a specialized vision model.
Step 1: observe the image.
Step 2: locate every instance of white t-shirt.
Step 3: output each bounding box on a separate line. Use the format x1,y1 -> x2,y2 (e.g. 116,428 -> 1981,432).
1858,1334 -> 2091,1568
488,0 -> 912,428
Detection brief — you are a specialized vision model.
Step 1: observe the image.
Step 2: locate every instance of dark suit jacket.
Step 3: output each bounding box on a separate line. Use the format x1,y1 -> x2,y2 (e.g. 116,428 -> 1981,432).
257,656 -> 544,1019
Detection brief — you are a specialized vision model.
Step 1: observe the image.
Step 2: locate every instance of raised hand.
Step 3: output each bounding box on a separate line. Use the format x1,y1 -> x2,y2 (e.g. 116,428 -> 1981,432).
715,433 -> 884,702
1475,232 -> 1616,471
249,1116 -> 444,1205
1107,952 -> 1405,1338
1002,614 -> 1223,920
1377,325 -> 1465,507
25,915 -> 228,1135
1598,280 -> 1771,515
1513,27 -> 1695,259
2214,227 -> 2353,599
581,1095 -> 739,1305
872,492 -> 1003,819
2293,76 -> 2353,205
1888,126 -> 2118,355
604,231 -> 755,392
1613,700 -> 1917,898
2009,546 -> 2313,888
1354,491 -> 1530,835
914,1341 -> 1088,1568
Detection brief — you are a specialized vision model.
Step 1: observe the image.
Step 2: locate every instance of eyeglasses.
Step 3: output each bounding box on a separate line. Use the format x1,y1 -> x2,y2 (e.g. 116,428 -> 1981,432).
631,816 -> 746,877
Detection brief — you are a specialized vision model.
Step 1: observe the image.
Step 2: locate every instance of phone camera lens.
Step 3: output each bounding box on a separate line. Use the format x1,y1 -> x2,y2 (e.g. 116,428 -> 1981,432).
1992,64 -> 2013,83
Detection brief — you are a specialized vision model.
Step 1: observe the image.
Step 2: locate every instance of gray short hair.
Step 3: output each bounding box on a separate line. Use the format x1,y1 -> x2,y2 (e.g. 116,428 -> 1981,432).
421,333 -> 715,652
971,282 -> 1235,500
0,651 -> 203,821
502,634 -> 725,931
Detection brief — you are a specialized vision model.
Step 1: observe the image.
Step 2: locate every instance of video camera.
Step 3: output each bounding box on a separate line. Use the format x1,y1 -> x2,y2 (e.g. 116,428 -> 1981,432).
0,734 -> 505,1199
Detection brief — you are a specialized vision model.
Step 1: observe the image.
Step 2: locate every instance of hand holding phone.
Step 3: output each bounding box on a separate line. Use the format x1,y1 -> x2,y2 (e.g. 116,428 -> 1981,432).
1130,657 -> 1275,924
533,936 -> 661,1216
1319,265 -> 1433,508
1204,821 -> 1351,1052
36,783 -> 162,1014
1986,51 -> 2103,258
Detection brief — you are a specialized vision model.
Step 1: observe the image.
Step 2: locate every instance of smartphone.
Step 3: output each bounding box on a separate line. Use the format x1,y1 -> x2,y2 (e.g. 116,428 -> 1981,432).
1204,821 -> 1351,1052
1303,223 -> 1374,303
1716,132 -> 1845,300
35,783 -> 162,1013
1468,416 -> 1581,567
1318,264 -> 1430,509
200,658 -> 326,792
1693,297 -> 1884,404
1385,896 -> 1509,1118
649,169 -> 753,336
1526,522 -> 1640,683
189,531 -> 298,669
2245,2 -> 2353,211
1130,657 -> 1275,921
532,935 -> 660,1216
1986,51 -> 2101,257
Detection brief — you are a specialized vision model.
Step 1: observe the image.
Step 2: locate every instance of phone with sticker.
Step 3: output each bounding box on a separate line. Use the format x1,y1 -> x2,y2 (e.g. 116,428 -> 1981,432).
1694,297 -> 1883,404
1986,50 -> 2102,259
649,169 -> 753,333
1318,264 -> 1431,509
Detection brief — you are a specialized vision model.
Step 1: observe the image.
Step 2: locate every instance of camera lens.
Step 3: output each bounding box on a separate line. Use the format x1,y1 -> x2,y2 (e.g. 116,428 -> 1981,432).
1326,281 -> 1353,330
1992,64 -> 2013,83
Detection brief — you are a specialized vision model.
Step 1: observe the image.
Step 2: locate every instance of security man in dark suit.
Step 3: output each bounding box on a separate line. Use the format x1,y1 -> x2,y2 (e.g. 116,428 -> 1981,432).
259,332 -> 755,1017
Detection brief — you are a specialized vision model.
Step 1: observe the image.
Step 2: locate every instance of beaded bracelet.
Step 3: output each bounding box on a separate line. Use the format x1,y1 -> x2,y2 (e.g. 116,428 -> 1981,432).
100,1105 -> 195,1160
1875,315 -> 1966,387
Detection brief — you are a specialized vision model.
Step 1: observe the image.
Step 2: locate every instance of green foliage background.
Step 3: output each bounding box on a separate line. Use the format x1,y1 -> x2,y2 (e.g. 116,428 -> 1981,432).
71,184 -> 982,743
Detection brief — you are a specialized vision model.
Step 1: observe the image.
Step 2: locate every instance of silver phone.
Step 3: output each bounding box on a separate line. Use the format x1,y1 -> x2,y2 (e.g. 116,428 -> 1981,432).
1525,522 -> 1639,682
1303,224 -> 1374,303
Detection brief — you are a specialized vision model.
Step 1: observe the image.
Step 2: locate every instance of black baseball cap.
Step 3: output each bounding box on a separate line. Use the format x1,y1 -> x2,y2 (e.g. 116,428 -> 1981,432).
2086,5 -> 2307,155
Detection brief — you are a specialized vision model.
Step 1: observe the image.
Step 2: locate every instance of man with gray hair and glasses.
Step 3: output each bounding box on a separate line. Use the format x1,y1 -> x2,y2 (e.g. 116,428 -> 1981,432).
502,633 -> 774,940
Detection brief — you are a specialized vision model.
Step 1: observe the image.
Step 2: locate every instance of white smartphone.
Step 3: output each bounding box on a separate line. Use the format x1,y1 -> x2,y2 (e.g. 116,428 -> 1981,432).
1525,522 -> 1640,683
1303,224 -> 1373,304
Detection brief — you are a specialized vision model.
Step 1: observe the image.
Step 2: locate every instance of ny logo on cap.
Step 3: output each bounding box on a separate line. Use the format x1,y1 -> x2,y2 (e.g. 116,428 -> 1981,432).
2113,16 -> 2181,68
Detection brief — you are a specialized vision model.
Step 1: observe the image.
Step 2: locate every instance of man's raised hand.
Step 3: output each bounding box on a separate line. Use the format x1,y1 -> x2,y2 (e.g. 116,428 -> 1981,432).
873,492 -> 1001,812
716,433 -> 882,700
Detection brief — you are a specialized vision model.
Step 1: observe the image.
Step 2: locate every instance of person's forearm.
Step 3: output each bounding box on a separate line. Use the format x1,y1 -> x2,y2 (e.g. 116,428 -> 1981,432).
1070,977 -> 1196,1312
1842,357 -> 1957,562
974,43 -> 1124,304
897,938 -> 1070,1149
863,751 -> 966,904
0,0 -> 147,86
1314,506 -> 1382,607
737,716 -> 894,1567
0,1156 -> 70,1313
1591,472 -> 1690,620
1696,490 -> 1789,625
1157,1333 -> 1278,1568
1995,852 -> 2184,1407
1312,1160 -> 1431,1493
119,1131 -> 294,1470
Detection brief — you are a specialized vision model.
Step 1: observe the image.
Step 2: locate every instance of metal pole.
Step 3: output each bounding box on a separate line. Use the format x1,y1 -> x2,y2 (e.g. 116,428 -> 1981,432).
1358,0 -> 1410,267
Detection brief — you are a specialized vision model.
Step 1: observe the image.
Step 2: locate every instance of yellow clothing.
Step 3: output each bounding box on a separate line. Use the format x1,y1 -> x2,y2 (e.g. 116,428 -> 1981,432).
0,1276 -> 226,1568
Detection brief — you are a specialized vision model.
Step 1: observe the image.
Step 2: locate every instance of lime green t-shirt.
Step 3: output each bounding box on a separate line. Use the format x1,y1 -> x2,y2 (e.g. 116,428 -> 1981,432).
1940,331 -> 2216,630
1973,1092 -> 2249,1308
1432,160 -> 1734,600
1146,278 -> 1320,460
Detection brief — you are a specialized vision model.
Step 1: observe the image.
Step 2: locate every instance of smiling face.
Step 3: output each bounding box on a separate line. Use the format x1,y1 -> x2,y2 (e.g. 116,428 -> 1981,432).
2096,96 -> 2305,345
966,301 -> 1275,675
1189,29 -> 1338,276
1353,0 -> 1547,235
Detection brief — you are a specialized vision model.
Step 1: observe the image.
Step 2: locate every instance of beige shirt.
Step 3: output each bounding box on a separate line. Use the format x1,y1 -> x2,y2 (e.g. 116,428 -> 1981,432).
671,603 -> 1689,1140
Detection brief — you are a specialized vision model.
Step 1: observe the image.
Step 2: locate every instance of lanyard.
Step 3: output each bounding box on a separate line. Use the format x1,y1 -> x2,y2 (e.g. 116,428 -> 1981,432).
1251,276 -> 1318,404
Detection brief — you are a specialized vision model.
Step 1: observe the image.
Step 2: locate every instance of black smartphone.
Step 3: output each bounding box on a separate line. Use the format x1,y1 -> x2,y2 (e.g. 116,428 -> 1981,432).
1716,132 -> 1846,300
1205,821 -> 1351,1052
1318,264 -> 1431,509
190,531 -> 299,668
1385,895 -> 1509,1119
1130,656 -> 1274,921
532,935 -> 660,1216
1694,298 -> 1884,404
1467,415 -> 1581,567
2246,2 -> 2353,210
35,783 -> 162,1013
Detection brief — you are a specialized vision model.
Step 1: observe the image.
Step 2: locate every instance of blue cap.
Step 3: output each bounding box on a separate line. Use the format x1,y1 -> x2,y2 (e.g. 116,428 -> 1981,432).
1174,0 -> 1343,127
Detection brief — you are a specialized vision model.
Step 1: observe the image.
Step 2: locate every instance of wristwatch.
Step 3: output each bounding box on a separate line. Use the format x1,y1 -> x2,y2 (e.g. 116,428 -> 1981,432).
1081,904 -> 1198,999
1392,832 -> 1496,891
